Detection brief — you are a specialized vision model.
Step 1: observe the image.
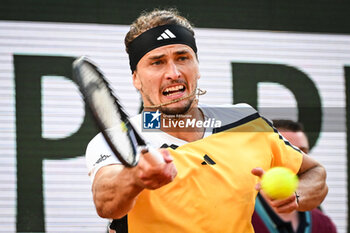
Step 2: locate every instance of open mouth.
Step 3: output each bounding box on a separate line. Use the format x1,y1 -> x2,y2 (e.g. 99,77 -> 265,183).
162,84 -> 186,96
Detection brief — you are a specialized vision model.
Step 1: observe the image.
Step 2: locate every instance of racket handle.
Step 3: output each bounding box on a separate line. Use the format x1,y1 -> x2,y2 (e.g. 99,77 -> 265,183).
143,146 -> 165,165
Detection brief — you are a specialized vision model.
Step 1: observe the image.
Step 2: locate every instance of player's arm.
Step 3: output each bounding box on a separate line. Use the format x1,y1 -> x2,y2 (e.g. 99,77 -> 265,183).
92,149 -> 177,219
92,164 -> 142,219
271,154 -> 327,213
252,153 -> 327,213
295,153 -> 328,211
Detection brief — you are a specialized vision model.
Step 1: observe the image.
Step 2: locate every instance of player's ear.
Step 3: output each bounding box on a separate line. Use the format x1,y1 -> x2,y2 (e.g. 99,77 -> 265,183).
197,72 -> 201,80
132,71 -> 141,91
194,56 -> 200,81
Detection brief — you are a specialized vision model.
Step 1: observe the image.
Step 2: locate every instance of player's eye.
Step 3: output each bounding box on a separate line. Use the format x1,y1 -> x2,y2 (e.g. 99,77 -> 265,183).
178,56 -> 189,61
151,60 -> 163,65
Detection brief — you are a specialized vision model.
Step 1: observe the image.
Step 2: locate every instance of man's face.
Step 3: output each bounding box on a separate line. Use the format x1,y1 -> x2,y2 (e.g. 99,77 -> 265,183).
278,130 -> 310,154
132,44 -> 200,115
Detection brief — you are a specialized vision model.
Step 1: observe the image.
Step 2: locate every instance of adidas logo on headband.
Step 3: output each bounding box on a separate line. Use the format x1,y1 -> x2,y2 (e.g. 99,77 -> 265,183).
157,29 -> 176,40
128,24 -> 197,72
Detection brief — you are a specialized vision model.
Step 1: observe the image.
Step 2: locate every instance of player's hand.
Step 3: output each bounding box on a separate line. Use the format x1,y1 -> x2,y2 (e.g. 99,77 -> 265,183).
134,149 -> 177,190
260,191 -> 299,213
251,167 -> 299,213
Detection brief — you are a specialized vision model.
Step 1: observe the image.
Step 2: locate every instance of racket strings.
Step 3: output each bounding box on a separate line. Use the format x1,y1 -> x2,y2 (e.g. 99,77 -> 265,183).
143,88 -> 207,109
74,57 -> 141,166
82,63 -> 131,123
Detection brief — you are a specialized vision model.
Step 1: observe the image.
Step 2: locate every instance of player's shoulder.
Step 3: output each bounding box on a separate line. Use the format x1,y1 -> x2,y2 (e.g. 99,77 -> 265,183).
199,103 -> 259,126
200,102 -> 257,115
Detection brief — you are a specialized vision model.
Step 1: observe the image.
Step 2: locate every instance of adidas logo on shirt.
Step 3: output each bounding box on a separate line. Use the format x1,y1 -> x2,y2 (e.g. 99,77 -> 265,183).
157,29 -> 176,40
201,154 -> 216,165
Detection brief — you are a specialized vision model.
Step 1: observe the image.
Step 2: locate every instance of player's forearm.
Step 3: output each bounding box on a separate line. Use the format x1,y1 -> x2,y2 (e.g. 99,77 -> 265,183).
296,164 -> 328,211
92,166 -> 143,219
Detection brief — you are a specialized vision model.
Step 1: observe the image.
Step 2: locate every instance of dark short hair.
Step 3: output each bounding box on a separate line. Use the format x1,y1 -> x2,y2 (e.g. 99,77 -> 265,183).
272,119 -> 304,132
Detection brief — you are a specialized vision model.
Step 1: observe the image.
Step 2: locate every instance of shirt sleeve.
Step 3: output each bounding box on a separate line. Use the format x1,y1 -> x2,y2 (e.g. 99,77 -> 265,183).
85,132 -> 121,183
267,124 -> 304,174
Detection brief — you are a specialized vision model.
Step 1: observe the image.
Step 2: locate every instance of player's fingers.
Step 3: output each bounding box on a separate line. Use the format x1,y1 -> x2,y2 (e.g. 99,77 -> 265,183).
165,161 -> 177,180
159,149 -> 174,163
255,182 -> 261,191
274,200 -> 298,213
251,167 -> 265,178
252,168 -> 264,191
141,172 -> 174,189
141,148 -> 165,165
270,193 -> 296,206
156,162 -> 177,185
270,195 -> 298,213
142,179 -> 163,189
139,161 -> 177,189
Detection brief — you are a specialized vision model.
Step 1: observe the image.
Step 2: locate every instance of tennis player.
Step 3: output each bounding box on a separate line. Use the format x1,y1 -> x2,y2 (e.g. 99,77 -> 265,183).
85,8 -> 328,233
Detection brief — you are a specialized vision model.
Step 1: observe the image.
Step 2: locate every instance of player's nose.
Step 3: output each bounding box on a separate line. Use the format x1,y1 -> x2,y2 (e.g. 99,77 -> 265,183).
164,61 -> 181,80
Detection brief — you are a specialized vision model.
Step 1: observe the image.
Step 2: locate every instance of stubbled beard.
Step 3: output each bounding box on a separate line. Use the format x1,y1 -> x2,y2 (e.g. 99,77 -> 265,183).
141,80 -> 197,115
143,90 -> 196,115
159,95 -> 196,115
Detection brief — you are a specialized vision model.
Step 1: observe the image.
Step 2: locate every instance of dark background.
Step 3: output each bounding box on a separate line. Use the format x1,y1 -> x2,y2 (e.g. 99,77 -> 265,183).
1,0 -> 350,34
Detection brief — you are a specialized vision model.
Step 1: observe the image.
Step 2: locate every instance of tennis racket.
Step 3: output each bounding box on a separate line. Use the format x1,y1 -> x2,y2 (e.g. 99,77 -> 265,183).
73,56 -> 164,167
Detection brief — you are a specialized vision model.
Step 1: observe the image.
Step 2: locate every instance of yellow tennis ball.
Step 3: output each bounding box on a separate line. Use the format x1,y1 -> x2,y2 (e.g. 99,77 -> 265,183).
261,167 -> 299,199
120,122 -> 127,132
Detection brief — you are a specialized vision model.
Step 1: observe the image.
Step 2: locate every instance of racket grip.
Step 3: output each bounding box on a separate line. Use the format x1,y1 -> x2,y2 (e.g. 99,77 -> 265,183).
145,146 -> 165,165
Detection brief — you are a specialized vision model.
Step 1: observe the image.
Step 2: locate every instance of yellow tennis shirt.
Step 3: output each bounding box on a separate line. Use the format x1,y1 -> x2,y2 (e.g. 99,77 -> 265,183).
127,115 -> 303,233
